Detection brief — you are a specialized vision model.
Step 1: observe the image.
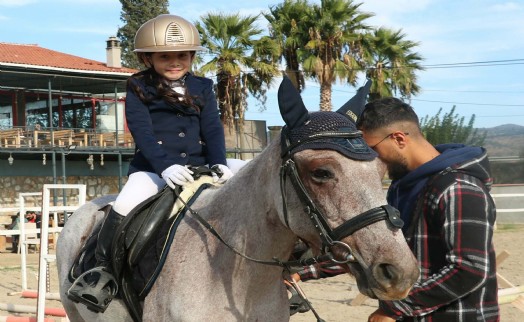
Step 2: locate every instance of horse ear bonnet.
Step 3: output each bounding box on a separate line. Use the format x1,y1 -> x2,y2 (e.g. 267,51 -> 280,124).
278,77 -> 377,161
278,76 -> 310,129
336,79 -> 372,123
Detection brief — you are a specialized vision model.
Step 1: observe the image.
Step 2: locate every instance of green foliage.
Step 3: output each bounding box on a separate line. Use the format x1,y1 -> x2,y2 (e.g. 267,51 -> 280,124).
264,0 -> 423,111
362,27 -> 424,101
301,0 -> 374,110
112,0 -> 424,125
196,13 -> 280,127
117,0 -> 169,69
263,0 -> 311,91
420,106 -> 486,146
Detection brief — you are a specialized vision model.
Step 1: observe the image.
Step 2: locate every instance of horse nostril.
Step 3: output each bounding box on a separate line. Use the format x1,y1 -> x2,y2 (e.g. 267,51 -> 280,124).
373,263 -> 400,285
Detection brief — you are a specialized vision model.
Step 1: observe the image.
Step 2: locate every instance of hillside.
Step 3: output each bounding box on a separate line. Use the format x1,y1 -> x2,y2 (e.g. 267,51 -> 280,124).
478,124 -> 524,157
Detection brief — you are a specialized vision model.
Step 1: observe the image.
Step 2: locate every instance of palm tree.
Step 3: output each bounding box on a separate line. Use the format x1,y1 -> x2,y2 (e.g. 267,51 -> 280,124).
302,0 -> 374,111
196,13 -> 280,128
362,27 -> 424,101
264,0 -> 311,92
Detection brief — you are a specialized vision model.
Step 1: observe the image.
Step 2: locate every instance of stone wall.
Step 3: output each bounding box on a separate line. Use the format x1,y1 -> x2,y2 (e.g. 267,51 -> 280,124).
0,176 -> 127,212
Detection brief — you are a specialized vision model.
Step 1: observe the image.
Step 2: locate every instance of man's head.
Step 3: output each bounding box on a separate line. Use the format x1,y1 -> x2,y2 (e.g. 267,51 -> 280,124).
25,211 -> 36,221
357,97 -> 432,180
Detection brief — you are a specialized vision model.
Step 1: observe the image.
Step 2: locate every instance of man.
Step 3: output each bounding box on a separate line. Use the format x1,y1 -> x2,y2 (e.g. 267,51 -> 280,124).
358,97 -> 499,322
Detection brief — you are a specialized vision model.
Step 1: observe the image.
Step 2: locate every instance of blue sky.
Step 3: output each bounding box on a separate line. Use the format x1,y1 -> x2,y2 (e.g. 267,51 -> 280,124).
1,0 -> 523,129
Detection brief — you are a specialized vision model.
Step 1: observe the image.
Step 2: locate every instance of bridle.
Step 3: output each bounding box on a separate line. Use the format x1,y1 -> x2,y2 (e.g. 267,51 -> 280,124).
180,129 -> 403,269
279,128 -> 404,264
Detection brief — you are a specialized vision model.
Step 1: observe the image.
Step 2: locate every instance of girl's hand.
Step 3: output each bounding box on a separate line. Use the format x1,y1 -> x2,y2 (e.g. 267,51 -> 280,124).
211,164 -> 234,183
162,164 -> 194,188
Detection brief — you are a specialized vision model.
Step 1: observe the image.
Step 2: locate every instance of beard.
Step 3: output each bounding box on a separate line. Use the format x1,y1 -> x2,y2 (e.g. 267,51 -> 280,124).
387,159 -> 410,181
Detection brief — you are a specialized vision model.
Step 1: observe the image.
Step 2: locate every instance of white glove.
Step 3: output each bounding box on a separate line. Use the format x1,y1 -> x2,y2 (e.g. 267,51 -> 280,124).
211,164 -> 233,184
161,164 -> 194,188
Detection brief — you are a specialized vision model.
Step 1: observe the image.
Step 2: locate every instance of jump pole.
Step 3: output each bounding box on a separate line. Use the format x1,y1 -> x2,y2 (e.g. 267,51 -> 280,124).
0,316 -> 54,322
20,291 -> 61,301
0,303 -> 65,317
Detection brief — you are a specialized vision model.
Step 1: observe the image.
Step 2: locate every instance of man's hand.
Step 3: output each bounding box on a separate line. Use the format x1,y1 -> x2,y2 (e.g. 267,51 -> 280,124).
368,308 -> 396,322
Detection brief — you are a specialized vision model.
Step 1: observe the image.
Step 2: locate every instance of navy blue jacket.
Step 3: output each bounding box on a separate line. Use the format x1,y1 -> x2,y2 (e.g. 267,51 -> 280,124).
125,73 -> 226,176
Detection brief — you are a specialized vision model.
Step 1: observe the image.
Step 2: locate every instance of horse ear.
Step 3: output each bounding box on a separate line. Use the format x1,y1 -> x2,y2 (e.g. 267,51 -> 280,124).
278,76 -> 310,130
336,79 -> 372,123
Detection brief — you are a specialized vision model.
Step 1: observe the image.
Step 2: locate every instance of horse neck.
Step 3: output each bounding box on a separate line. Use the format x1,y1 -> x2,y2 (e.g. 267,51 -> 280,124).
204,141 -> 297,266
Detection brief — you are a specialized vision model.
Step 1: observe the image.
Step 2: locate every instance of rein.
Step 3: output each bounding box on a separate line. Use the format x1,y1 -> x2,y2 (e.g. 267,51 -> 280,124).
173,183 -> 338,269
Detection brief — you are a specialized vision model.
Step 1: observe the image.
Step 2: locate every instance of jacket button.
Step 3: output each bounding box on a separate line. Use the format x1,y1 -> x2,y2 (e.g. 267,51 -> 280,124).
180,152 -> 187,158
179,132 -> 185,137
177,113 -> 182,117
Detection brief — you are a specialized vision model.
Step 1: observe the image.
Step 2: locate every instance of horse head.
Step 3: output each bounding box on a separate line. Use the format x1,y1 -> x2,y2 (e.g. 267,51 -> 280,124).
277,77 -> 419,300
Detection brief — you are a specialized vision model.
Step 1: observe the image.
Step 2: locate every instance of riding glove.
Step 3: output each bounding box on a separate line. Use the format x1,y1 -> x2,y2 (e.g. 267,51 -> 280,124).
211,164 -> 234,184
161,164 -> 194,188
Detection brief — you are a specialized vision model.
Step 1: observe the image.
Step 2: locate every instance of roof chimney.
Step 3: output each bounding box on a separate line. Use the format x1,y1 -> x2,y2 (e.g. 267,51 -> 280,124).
106,36 -> 121,68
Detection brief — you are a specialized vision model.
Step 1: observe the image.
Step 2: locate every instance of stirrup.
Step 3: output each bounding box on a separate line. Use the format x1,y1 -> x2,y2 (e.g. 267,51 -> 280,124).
287,283 -> 310,315
67,267 -> 118,313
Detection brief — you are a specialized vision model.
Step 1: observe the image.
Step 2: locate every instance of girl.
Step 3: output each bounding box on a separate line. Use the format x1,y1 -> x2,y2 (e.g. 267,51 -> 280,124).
68,14 -> 233,312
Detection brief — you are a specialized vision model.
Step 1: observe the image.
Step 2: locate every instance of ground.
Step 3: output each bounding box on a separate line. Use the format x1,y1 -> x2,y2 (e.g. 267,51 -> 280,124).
0,224 -> 523,321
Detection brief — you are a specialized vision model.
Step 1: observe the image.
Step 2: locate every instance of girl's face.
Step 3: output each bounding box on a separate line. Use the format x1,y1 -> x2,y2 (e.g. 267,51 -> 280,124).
148,51 -> 194,81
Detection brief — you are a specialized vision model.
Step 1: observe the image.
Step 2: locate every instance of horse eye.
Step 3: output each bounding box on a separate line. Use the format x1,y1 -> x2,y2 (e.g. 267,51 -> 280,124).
311,168 -> 333,181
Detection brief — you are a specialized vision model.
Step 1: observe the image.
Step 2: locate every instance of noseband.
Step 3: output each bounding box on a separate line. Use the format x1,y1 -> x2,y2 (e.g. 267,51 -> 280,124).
280,129 -> 404,263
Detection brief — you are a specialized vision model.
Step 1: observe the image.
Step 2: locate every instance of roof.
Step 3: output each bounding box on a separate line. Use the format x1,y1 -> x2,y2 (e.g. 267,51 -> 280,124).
0,42 -> 136,74
0,43 -> 139,103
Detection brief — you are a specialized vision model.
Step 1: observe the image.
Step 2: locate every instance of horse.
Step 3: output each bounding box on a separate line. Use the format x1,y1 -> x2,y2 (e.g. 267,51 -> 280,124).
56,77 -> 419,321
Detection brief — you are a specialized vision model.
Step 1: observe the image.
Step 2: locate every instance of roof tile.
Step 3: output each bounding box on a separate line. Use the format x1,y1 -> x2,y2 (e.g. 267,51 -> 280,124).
0,42 -> 137,74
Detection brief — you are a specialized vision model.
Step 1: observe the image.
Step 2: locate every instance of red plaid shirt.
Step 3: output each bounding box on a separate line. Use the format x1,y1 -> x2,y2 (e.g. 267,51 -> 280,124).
380,162 -> 499,321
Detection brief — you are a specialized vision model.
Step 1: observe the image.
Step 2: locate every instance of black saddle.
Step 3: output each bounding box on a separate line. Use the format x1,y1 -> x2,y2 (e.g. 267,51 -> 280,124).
69,167 -> 215,322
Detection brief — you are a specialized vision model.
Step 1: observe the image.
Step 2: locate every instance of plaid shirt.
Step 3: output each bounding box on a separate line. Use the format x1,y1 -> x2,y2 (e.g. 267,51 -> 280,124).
380,152 -> 499,322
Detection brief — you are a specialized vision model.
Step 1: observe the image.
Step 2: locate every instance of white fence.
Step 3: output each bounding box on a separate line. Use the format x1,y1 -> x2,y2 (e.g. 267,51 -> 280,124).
491,184 -> 524,223
0,184 -> 86,322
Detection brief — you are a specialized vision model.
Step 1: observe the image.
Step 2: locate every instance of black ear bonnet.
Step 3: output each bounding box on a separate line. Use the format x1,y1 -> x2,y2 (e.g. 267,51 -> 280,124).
278,77 -> 376,161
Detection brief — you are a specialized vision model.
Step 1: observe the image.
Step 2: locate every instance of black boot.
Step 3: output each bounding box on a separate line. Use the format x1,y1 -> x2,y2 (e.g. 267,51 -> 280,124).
67,209 -> 124,313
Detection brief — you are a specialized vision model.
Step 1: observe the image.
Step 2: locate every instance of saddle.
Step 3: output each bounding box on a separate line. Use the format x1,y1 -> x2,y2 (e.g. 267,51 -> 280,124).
69,168 -> 217,322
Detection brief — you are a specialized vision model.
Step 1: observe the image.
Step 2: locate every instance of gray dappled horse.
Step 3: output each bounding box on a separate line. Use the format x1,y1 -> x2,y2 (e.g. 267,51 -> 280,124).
56,77 -> 419,321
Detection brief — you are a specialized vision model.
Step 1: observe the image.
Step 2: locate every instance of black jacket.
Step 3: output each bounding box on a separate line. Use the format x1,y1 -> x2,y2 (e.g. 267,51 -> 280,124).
125,73 -> 226,176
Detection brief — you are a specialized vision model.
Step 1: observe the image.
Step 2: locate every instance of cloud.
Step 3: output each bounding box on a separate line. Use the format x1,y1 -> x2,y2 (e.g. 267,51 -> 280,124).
0,0 -> 36,6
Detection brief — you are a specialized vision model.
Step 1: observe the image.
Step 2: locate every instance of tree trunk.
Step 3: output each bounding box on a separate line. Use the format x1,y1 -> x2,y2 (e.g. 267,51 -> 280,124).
319,81 -> 332,111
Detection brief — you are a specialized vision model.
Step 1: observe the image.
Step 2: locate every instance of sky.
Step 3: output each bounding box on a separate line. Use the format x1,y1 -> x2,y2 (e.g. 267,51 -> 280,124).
1,0 -> 523,129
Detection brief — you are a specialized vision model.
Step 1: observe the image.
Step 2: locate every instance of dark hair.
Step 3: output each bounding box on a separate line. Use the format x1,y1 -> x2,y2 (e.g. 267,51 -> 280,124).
357,97 -> 420,132
127,68 -> 200,113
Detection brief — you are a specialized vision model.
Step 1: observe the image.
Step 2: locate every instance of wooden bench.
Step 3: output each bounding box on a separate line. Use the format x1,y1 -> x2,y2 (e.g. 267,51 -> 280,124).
0,128 -> 23,147
90,132 -> 116,147
51,129 -> 74,147
31,129 -> 74,147
117,132 -> 134,147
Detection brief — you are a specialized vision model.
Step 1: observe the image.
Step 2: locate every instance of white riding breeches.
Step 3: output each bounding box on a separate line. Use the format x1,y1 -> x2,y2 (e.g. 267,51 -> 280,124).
112,158 -> 250,216
112,171 -> 165,216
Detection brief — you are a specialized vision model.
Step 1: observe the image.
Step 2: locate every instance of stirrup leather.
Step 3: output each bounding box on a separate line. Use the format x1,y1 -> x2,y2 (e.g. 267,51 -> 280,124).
67,267 -> 118,313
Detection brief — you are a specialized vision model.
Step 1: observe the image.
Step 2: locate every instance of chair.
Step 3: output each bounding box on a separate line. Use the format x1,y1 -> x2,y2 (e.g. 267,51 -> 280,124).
18,222 -> 40,254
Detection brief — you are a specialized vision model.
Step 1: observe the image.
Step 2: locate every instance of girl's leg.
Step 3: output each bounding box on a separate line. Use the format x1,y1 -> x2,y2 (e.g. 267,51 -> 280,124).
113,171 -> 165,216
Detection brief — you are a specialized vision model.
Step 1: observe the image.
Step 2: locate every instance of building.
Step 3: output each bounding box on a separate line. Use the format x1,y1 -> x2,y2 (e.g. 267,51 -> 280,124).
0,40 -> 266,210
